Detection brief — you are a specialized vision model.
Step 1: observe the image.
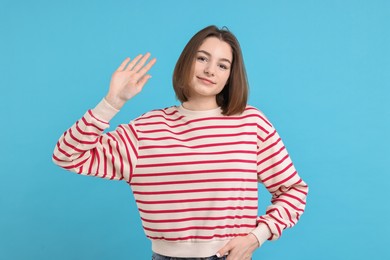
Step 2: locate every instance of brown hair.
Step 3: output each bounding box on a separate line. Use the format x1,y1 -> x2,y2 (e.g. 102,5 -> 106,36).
173,25 -> 248,116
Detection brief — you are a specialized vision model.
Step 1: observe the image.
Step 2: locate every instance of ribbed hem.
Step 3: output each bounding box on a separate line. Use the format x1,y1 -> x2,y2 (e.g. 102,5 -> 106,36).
92,98 -> 120,122
250,224 -> 272,247
152,240 -> 228,258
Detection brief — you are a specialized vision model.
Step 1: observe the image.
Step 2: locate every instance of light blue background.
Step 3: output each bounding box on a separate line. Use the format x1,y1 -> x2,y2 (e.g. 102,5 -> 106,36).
1,0 -> 389,259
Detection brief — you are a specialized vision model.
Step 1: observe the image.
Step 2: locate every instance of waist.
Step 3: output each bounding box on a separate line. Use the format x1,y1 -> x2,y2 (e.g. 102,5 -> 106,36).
152,240 -> 229,258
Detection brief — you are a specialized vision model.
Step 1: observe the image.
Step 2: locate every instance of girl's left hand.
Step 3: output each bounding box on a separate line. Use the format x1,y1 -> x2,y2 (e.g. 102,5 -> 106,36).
216,234 -> 259,260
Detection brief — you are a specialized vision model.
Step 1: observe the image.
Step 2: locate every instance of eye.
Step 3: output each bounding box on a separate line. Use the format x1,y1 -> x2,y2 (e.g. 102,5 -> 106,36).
196,56 -> 208,62
218,64 -> 229,70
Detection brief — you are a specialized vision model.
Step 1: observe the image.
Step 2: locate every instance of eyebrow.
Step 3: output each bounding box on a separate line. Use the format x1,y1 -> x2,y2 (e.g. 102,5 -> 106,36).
197,50 -> 232,64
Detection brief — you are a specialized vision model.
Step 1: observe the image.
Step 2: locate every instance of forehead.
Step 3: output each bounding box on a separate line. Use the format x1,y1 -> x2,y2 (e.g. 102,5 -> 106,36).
198,37 -> 233,62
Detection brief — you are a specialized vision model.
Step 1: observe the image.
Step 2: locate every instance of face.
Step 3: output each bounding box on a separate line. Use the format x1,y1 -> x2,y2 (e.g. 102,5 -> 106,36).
188,37 -> 232,104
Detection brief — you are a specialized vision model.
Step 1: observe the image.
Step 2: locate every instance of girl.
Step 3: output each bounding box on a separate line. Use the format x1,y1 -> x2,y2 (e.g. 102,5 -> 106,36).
53,25 -> 308,260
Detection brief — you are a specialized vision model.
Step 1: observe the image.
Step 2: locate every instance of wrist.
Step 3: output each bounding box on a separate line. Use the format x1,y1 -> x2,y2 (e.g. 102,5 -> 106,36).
105,94 -> 126,110
92,98 -> 120,122
247,233 -> 260,248
250,224 -> 271,247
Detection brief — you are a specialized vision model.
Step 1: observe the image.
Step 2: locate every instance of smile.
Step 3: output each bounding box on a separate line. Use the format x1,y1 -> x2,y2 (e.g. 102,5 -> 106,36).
197,76 -> 216,85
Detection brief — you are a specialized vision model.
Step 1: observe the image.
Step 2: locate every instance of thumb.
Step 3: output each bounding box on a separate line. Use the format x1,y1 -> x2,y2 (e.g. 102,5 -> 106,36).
216,241 -> 232,258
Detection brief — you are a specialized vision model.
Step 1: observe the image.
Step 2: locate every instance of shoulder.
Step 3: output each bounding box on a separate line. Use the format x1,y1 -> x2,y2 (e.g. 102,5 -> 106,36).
133,106 -> 182,124
241,105 -> 276,139
241,105 -> 273,127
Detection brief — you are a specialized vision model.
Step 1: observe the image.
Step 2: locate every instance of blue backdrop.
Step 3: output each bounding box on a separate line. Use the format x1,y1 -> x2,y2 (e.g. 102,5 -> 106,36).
1,0 -> 389,259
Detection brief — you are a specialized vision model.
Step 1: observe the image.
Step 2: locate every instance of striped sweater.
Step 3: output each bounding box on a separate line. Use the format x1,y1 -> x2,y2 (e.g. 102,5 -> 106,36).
52,98 -> 308,257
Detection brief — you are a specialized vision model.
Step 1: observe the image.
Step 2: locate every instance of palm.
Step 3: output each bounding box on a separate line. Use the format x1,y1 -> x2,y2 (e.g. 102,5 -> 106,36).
106,53 -> 156,109
110,70 -> 143,99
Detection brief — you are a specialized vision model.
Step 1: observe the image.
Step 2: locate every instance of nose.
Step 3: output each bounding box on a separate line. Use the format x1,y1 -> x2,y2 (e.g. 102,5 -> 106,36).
204,63 -> 215,76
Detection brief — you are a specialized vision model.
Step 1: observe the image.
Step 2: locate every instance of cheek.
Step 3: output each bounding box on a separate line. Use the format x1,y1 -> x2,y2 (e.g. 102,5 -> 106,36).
222,71 -> 231,85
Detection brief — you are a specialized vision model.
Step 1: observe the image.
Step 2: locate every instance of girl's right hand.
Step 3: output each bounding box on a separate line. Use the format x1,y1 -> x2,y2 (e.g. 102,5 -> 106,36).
105,53 -> 157,109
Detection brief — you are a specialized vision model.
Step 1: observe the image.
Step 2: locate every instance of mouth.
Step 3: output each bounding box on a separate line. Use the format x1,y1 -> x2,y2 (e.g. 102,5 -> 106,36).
197,76 -> 216,85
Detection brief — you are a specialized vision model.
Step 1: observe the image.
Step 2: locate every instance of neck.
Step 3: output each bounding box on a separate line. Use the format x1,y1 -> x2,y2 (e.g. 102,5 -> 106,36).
182,97 -> 219,111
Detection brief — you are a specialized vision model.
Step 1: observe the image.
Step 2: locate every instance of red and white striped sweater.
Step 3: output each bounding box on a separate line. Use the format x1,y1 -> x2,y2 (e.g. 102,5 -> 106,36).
53,99 -> 308,257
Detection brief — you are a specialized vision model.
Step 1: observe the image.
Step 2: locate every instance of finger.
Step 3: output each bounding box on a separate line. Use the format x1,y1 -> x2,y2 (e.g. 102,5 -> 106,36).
136,74 -> 152,88
216,243 -> 231,258
126,54 -> 143,71
137,58 -> 157,77
116,57 -> 130,71
132,52 -> 151,72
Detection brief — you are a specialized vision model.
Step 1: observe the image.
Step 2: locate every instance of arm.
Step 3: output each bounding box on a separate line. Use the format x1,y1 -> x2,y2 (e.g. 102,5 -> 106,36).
52,54 -> 157,181
252,123 -> 308,245
52,99 -> 138,181
217,114 -> 308,260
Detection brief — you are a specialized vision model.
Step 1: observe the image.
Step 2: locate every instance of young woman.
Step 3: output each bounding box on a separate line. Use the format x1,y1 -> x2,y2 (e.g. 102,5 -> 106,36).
53,25 -> 308,260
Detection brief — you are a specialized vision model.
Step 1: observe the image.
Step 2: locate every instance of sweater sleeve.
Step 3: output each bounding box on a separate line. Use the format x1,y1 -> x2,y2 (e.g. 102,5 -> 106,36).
250,114 -> 308,246
52,98 -> 139,182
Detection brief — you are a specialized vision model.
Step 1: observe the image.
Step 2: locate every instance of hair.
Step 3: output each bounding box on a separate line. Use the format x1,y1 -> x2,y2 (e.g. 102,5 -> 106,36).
172,25 -> 249,116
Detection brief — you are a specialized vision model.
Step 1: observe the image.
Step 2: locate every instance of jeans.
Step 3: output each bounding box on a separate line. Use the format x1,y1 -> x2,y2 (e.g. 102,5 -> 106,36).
152,252 -> 227,260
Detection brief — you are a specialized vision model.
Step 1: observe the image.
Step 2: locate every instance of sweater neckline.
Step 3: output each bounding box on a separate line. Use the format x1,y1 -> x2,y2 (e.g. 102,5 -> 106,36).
177,105 -> 223,118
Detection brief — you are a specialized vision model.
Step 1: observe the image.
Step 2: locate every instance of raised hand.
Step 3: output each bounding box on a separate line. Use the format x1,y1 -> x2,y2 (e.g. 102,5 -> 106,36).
105,53 -> 157,109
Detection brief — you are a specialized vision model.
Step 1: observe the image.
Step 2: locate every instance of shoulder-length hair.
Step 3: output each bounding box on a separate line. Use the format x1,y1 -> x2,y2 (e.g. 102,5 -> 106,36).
172,25 -> 248,116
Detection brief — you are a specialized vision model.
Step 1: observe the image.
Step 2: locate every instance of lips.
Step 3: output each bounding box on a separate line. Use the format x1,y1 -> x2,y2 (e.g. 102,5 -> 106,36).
197,76 -> 216,85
